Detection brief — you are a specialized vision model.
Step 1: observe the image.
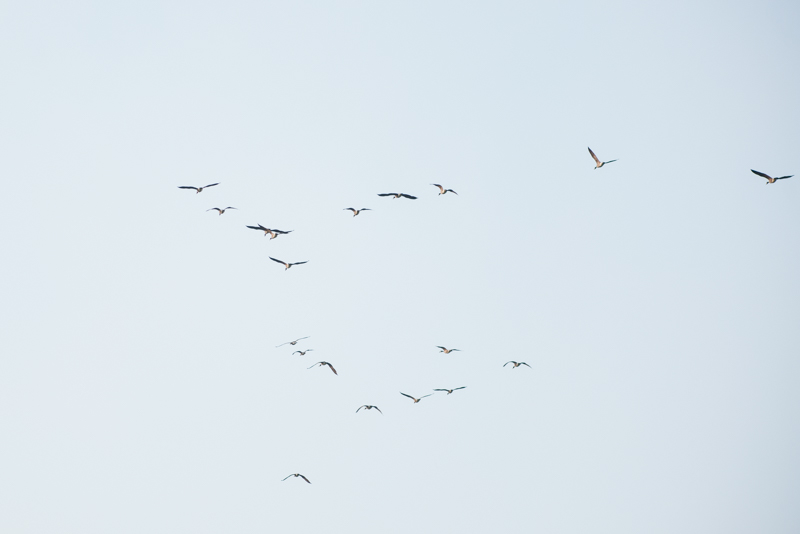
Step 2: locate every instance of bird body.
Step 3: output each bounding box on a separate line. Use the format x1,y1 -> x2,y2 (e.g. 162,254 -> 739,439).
751,169 -> 793,184
378,193 -> 417,199
309,361 -> 338,375
207,206 -> 237,215
178,183 -> 219,193
431,184 -> 458,195
400,392 -> 432,403
588,147 -> 617,169
270,257 -> 308,270
344,208 -> 371,216
434,387 -> 466,395
504,361 -> 531,369
282,473 -> 311,484
356,405 -> 383,414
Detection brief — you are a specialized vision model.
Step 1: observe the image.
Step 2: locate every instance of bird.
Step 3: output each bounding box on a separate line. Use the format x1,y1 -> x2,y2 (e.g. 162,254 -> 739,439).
588,147 -> 617,169
437,346 -> 460,354
344,208 -> 371,216
246,224 -> 293,239
504,361 -> 531,369
356,405 -> 383,414
434,387 -> 466,395
308,361 -> 338,375
276,337 -> 309,347
378,193 -> 417,199
178,183 -> 219,193
270,257 -> 308,270
400,392 -> 432,403
751,169 -> 794,184
431,184 -> 458,195
206,206 -> 237,215
282,473 -> 311,484
292,350 -> 313,356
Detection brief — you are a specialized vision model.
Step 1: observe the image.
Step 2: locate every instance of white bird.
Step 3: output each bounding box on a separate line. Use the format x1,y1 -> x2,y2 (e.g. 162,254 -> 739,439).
270,257 -> 308,270
588,147 -> 617,169
178,183 -> 219,193
751,169 -> 793,184
431,184 -> 457,195
344,208 -> 371,216
207,206 -> 237,215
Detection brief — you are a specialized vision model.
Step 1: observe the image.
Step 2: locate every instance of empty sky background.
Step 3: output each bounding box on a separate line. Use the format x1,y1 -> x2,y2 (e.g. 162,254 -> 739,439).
1,1 -> 799,532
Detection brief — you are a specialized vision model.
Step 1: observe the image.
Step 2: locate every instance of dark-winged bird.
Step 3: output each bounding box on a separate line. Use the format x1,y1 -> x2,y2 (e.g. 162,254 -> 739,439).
400,392 -> 432,403
378,193 -> 417,199
356,405 -> 383,414
434,387 -> 466,395
504,361 -> 531,369
344,208 -> 371,216
270,257 -> 308,270
282,473 -> 311,484
309,361 -> 338,375
751,169 -> 793,184
292,350 -> 313,356
588,147 -> 617,169
207,207 -> 237,215
437,346 -> 460,354
431,184 -> 457,195
178,183 -> 219,193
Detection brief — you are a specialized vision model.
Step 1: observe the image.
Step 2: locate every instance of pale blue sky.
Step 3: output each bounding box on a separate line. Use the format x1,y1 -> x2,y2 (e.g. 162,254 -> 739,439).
1,1 -> 799,532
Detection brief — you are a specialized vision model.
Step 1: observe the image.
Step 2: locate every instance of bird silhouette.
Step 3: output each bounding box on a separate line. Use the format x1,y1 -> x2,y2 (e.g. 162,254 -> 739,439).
292,350 -> 313,356
437,346 -> 460,354
178,183 -> 219,193
282,473 -> 311,484
504,361 -> 531,369
434,387 -> 466,395
308,361 -> 338,375
270,257 -> 308,270
400,392 -> 432,403
356,405 -> 383,414
751,169 -> 794,184
206,207 -> 237,215
344,208 -> 371,216
378,193 -> 417,199
276,337 -> 309,347
588,147 -> 617,169
431,184 -> 458,195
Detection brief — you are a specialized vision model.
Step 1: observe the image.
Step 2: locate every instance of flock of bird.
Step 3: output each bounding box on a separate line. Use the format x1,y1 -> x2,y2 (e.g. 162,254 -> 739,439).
178,149 -> 792,485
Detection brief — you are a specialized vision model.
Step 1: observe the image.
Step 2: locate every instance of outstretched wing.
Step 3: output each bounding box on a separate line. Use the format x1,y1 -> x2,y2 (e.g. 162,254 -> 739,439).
299,475 -> 311,484
289,261 -> 308,266
431,183 -> 444,193
178,186 -> 199,191
604,159 -> 618,164
419,394 -> 433,399
203,183 -> 220,189
400,194 -> 417,199
269,257 -> 287,266
433,389 -> 448,392
246,224 -> 265,231
356,405 -> 365,413
446,189 -> 458,195
588,147 -> 601,165
751,169 -> 772,180
520,362 -> 531,368
453,386 -> 466,391
281,474 -> 292,481
207,208 -> 220,212
400,392 -> 414,400
374,406 -> 383,414
377,193 -> 395,197
326,363 -> 338,375
504,361 -> 515,367
774,175 -> 794,180
308,362 -> 322,369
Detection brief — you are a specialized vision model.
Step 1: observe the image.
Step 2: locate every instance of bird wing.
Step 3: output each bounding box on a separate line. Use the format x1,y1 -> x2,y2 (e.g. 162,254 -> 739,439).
377,193 -> 395,197
269,257 -> 287,266
419,394 -> 433,399
178,186 -> 199,191
299,475 -> 311,484
345,208 -> 355,212
751,169 -> 772,180
281,475 -> 292,481
308,362 -> 322,369
326,363 -> 338,375
588,147 -> 601,165
450,349 -> 461,352
433,389 -> 448,392
604,159 -> 618,164
225,207 -> 237,210
504,361 -> 514,367
356,406 -> 365,412
453,387 -> 466,390
400,392 -> 414,400
446,189 -> 458,195
207,208 -> 220,212
436,346 -> 447,350
296,337 -> 309,342
246,225 -> 264,230
203,183 -> 219,188
290,261 -> 308,266
774,175 -> 794,180
374,407 -> 383,414
520,362 -> 531,367
400,194 -> 417,199
431,183 -> 444,193
361,208 -> 371,210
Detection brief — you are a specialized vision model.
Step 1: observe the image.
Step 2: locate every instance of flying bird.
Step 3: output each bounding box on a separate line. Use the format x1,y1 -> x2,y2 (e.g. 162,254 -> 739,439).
400,392 -> 432,403
292,350 -> 313,356
270,257 -> 308,270
309,361 -> 338,375
434,387 -> 466,395
431,184 -> 458,195
207,207 -> 237,215
344,208 -> 371,216
246,224 -> 293,239
276,337 -> 309,347
356,405 -> 383,414
437,346 -> 460,354
178,183 -> 219,193
588,147 -> 617,169
504,361 -> 531,369
751,169 -> 794,184
282,473 -> 311,484
378,193 -> 417,199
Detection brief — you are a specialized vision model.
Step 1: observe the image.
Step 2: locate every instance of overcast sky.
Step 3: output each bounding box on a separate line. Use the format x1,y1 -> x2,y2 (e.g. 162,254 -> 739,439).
1,1 -> 799,532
